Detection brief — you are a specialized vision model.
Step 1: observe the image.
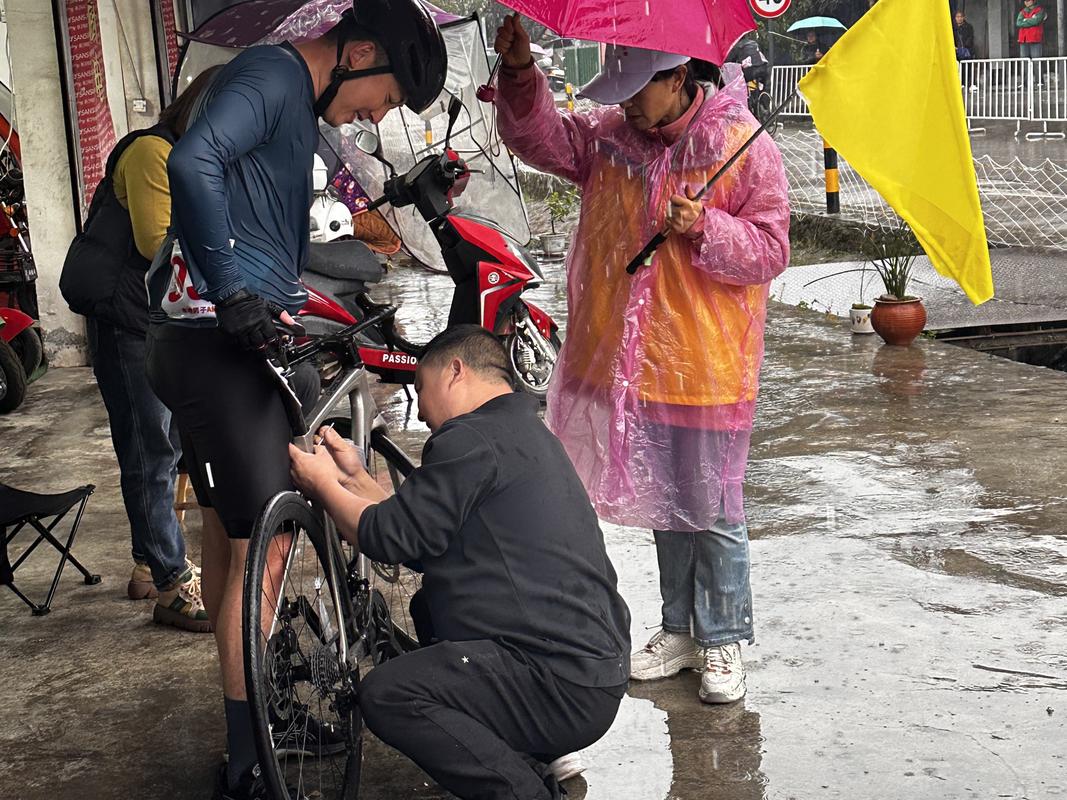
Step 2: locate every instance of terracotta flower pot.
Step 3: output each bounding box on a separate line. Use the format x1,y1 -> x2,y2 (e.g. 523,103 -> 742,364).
871,296 -> 927,346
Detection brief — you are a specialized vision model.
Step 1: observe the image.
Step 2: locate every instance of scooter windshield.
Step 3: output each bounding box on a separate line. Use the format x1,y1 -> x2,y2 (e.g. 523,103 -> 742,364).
319,16 -> 531,272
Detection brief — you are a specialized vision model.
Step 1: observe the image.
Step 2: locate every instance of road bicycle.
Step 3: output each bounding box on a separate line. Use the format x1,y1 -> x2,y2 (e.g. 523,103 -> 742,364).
242,305 -> 425,800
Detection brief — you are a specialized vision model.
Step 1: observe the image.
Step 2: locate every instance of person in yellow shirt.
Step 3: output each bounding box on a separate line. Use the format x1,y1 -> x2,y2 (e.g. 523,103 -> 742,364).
68,66 -> 220,631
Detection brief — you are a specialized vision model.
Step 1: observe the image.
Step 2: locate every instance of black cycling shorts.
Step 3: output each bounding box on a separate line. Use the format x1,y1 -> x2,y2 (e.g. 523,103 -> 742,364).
146,325 -> 293,538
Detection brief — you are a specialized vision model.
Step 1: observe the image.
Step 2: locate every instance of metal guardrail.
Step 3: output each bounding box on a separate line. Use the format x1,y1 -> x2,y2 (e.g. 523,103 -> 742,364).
1030,58 -> 1067,123
958,58 -> 1032,121
768,65 -> 812,116
771,57 -> 1067,131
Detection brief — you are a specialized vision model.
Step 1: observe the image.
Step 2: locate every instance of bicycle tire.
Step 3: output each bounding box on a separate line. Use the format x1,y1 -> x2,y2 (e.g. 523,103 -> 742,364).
244,491 -> 363,800
756,92 -> 779,137
364,428 -> 423,661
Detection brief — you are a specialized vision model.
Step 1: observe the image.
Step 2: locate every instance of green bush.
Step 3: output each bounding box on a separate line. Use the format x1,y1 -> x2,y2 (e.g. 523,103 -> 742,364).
545,186 -> 580,233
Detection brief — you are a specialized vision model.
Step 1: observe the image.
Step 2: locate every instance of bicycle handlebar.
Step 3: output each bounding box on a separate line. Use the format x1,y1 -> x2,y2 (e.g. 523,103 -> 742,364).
284,306 -> 400,368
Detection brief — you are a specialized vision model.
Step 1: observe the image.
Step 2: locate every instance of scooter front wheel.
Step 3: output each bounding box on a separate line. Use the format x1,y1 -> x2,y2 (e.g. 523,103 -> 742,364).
505,327 -> 560,400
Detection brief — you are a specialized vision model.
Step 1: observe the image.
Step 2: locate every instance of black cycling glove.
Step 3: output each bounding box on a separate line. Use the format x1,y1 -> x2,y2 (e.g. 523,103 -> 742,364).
216,288 -> 280,354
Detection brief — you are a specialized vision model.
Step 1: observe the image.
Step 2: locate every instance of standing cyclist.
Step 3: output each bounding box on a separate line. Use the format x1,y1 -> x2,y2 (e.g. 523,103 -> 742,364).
144,2 -> 446,797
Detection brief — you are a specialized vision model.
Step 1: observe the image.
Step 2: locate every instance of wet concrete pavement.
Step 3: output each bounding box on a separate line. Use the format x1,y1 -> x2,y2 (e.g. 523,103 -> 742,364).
2,258 -> 1066,799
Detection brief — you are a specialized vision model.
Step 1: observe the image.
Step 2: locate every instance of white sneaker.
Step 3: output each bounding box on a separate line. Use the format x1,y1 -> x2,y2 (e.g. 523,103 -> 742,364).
698,642 -> 746,704
546,752 -> 585,782
629,630 -> 702,681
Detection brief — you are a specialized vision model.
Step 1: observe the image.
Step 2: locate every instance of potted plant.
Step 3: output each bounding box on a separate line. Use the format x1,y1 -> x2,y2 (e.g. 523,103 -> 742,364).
799,245 -> 877,335
542,186 -> 579,256
849,302 -> 874,334
801,222 -> 925,343
849,259 -> 875,334
864,222 -> 926,347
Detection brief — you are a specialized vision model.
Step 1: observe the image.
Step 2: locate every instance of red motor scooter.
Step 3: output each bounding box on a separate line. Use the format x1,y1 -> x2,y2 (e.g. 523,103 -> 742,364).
298,101 -> 560,398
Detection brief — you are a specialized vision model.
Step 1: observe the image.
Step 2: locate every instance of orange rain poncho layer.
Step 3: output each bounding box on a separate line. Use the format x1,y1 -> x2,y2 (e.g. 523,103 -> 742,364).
497,67 -> 790,531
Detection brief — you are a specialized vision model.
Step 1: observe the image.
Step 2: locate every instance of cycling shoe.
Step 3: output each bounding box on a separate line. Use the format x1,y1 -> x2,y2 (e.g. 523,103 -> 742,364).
213,763 -> 308,800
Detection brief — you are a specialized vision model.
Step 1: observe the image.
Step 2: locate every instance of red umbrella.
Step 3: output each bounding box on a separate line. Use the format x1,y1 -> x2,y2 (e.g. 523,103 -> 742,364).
499,0 -> 755,64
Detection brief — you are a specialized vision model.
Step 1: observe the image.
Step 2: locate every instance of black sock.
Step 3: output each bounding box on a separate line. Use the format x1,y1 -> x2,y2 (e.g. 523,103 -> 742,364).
224,697 -> 257,790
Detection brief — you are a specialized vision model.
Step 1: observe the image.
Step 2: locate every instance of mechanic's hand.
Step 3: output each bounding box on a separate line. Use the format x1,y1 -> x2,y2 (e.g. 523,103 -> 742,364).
319,427 -> 389,501
216,289 -> 280,354
495,13 -> 533,70
666,186 -> 704,235
289,443 -> 342,499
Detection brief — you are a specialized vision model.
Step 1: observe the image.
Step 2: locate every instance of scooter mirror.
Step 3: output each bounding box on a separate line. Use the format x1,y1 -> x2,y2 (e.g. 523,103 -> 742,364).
353,127 -> 397,177
353,128 -> 380,157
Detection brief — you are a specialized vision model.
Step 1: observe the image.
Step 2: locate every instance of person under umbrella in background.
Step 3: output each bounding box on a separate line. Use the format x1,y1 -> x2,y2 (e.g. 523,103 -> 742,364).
494,14 -> 790,706
801,30 -> 824,64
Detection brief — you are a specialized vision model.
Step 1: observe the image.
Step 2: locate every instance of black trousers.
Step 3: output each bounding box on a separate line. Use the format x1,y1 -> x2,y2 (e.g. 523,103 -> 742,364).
360,595 -> 626,800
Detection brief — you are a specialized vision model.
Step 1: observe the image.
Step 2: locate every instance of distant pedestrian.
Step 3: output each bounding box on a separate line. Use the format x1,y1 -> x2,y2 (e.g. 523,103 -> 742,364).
800,31 -> 823,65
954,10 -> 975,60
1017,0 -> 1047,60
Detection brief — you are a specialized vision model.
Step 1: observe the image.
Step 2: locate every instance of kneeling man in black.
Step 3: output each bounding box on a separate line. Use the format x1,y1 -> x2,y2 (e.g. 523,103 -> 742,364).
289,325 -> 630,800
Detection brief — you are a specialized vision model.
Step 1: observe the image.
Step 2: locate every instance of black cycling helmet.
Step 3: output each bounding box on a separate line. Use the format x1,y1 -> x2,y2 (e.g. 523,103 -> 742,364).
313,0 -> 448,118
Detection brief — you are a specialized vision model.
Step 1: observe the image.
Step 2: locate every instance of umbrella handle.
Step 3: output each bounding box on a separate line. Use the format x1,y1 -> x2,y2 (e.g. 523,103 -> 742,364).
624,89 -> 798,275
477,55 -> 503,103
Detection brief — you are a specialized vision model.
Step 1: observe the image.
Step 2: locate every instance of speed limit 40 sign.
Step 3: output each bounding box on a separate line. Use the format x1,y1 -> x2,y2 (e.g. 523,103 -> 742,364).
750,0 -> 791,18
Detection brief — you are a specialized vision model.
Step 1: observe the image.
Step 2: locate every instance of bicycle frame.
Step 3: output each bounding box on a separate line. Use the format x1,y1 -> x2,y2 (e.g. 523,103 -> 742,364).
297,364 -> 385,459
270,305 -> 410,668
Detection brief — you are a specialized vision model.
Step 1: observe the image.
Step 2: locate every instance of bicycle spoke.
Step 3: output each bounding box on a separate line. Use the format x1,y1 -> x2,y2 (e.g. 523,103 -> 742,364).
246,495 -> 360,799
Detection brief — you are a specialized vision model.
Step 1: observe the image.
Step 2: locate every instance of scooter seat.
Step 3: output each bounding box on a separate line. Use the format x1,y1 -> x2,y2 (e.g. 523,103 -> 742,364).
305,241 -> 385,284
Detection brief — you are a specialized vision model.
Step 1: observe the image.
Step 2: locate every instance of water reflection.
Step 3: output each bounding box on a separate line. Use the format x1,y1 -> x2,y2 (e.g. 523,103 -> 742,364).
617,682 -> 765,800
567,687 -> 765,800
577,695 -> 673,800
871,343 -> 927,400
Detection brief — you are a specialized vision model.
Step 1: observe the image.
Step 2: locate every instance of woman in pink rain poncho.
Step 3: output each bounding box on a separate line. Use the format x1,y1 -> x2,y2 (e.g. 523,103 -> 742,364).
494,16 -> 790,706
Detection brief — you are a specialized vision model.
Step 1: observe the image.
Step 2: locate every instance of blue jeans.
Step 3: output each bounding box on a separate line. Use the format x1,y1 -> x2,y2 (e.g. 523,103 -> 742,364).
87,319 -> 187,589
654,518 -> 754,648
1020,42 -> 1044,59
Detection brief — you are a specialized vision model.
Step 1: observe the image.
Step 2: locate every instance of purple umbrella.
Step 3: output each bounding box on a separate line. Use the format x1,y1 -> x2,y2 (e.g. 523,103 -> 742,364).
182,0 -> 462,47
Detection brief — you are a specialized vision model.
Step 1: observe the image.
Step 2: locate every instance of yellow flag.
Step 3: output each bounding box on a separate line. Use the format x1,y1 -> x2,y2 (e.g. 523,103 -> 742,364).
797,0 -> 993,304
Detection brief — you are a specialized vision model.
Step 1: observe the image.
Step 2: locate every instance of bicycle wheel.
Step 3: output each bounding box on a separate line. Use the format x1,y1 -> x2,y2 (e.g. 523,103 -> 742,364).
317,418 -> 422,662
757,92 -> 779,137
244,491 -> 363,800
364,429 -> 423,661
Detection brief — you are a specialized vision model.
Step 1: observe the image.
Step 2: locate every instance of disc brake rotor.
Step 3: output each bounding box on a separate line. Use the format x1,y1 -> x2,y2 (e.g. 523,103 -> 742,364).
372,561 -> 400,583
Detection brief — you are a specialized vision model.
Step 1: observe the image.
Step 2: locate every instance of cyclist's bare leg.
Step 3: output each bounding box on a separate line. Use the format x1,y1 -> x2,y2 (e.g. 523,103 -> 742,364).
216,533 -> 294,699
218,539 -> 251,699
200,507 -> 229,630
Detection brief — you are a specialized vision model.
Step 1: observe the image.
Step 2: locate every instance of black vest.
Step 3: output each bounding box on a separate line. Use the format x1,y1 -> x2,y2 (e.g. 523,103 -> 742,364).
60,125 -> 176,336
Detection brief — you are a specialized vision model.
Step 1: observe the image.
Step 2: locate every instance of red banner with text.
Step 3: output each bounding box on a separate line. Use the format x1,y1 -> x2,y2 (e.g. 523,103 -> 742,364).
159,0 -> 180,93
65,0 -> 117,217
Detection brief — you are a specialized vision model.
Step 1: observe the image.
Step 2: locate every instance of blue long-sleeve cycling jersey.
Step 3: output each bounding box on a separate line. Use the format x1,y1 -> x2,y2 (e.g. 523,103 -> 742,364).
166,43 -> 318,315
